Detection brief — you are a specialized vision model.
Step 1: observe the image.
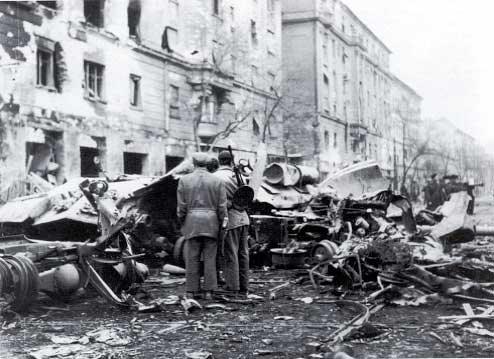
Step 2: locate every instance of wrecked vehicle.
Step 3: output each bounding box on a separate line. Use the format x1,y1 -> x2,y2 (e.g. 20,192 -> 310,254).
0,173 -> 179,310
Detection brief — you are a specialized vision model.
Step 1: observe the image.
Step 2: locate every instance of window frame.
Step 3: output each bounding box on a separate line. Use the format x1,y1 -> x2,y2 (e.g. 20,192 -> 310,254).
129,74 -> 142,108
169,84 -> 180,119
213,0 -> 222,17
84,0 -> 105,28
36,48 -> 55,90
84,60 -> 105,102
250,20 -> 258,47
128,0 -> 141,39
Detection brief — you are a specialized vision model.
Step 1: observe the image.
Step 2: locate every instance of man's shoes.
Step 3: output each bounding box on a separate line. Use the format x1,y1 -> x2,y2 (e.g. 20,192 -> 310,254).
186,291 -> 203,299
213,288 -> 238,297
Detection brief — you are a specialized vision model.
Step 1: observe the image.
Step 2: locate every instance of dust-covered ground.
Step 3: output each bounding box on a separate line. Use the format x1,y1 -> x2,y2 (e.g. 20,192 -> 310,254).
2,196 -> 494,359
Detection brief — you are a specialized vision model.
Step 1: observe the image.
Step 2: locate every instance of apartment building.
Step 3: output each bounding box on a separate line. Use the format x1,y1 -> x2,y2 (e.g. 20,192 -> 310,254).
0,0 -> 283,186
281,0 -> 422,181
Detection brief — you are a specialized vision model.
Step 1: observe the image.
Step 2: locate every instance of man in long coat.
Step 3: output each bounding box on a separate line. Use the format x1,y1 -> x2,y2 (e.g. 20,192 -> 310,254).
177,153 -> 227,299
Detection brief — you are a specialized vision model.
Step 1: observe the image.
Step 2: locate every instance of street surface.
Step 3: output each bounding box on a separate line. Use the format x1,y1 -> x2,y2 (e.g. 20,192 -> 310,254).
1,196 -> 494,359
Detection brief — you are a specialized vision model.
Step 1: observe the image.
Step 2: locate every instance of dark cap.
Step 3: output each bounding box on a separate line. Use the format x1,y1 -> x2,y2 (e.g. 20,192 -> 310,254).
431,173 -> 437,179
218,150 -> 233,162
192,152 -> 209,167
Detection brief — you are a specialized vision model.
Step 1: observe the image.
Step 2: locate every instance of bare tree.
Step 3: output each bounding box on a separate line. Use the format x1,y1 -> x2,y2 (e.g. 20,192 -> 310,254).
400,134 -> 434,190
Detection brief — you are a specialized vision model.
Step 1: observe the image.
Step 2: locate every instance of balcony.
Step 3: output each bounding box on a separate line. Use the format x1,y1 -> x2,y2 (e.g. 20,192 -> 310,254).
349,123 -> 368,139
197,121 -> 218,139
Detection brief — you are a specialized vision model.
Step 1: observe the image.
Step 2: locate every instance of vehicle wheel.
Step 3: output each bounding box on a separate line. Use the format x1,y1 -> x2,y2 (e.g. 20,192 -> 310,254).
311,239 -> 338,262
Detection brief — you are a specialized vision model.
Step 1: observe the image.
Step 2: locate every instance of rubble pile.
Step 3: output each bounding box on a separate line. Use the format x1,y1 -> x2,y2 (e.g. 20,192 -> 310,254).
0,158 -> 492,332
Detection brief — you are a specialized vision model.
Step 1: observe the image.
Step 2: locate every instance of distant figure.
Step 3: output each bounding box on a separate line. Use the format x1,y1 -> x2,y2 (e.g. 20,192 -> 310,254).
176,152 -> 227,300
467,178 -> 475,215
438,177 -> 448,205
423,177 -> 432,207
427,173 -> 444,211
410,180 -> 419,202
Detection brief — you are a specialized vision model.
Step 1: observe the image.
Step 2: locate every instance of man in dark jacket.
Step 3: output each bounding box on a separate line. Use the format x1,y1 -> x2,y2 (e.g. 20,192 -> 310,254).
177,152 -> 227,299
214,150 -> 250,296
427,173 -> 444,211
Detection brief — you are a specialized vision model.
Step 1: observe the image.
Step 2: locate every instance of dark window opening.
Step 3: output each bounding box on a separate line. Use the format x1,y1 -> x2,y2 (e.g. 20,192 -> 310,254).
26,130 -> 64,185
26,142 -> 54,177
169,85 -> 180,118
166,156 -> 183,172
162,26 -> 178,52
130,74 -> 141,107
212,87 -> 227,115
84,61 -> 105,100
252,119 -> 260,136
213,0 -> 221,15
80,147 -> 101,177
324,130 -> 329,149
124,152 -> 147,175
250,20 -> 258,46
37,49 -> 53,87
38,1 -> 57,9
84,0 -> 105,28
333,132 -> 337,148
128,0 -> 141,38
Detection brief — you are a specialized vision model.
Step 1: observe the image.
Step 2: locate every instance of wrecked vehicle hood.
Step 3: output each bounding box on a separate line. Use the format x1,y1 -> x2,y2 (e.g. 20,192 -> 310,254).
319,160 -> 389,198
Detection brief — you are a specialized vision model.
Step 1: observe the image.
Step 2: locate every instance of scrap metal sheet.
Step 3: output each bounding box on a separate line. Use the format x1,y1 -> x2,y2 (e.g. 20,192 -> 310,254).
319,160 -> 389,198
0,195 -> 50,223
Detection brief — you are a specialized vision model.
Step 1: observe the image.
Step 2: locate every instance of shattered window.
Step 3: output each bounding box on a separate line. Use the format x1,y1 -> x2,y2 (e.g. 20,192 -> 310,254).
84,61 -> 105,100
129,74 -> 141,107
128,0 -> 141,38
124,152 -> 147,175
84,0 -> 105,28
36,49 -> 54,88
80,147 -> 101,177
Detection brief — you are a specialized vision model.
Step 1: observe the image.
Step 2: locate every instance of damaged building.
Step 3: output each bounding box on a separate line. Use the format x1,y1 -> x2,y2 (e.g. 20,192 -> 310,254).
0,0 -> 285,199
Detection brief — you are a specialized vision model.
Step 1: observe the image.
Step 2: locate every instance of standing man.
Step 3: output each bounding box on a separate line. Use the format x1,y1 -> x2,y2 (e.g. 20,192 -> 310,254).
214,151 -> 250,297
466,177 -> 476,215
423,177 -> 431,208
177,152 -> 227,300
429,173 -> 445,211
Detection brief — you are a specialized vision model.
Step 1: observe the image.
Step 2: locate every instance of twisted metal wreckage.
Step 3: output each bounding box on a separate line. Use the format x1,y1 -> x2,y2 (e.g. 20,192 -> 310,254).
0,156 -> 492,318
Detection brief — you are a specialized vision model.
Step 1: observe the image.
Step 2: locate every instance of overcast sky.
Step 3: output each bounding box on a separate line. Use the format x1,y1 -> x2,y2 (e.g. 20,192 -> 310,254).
343,0 -> 494,153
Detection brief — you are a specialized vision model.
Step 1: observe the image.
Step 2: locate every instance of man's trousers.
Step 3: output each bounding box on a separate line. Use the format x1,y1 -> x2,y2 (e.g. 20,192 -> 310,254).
223,225 -> 249,292
185,236 -> 218,293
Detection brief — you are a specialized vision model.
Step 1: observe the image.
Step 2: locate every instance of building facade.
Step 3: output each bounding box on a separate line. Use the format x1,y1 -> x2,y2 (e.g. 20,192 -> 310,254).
0,0 -> 284,188
281,0 -> 423,183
